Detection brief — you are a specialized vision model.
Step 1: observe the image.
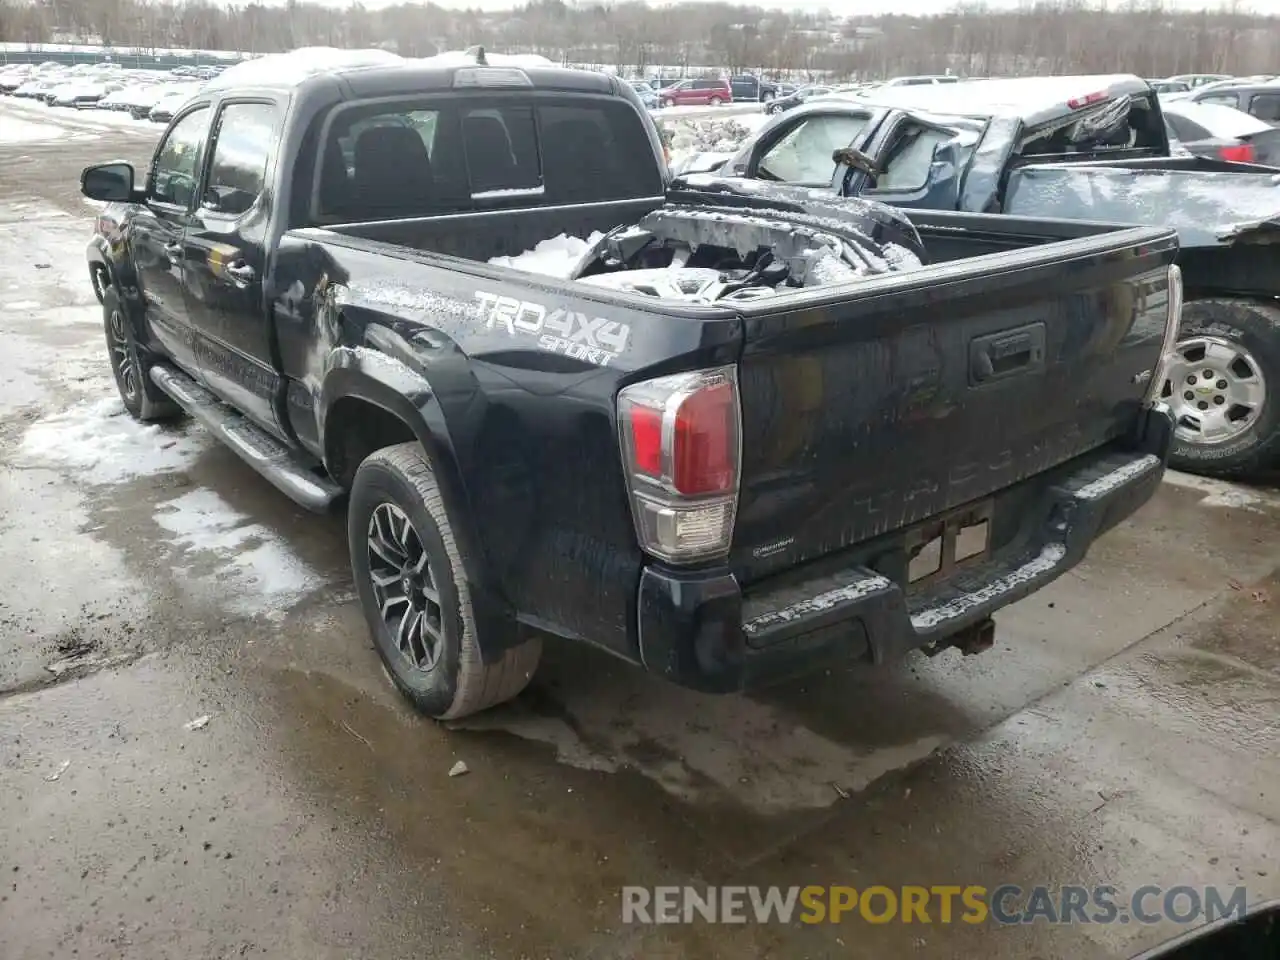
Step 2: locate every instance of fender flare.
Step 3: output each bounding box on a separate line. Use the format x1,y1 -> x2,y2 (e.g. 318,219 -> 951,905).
317,356 -> 522,661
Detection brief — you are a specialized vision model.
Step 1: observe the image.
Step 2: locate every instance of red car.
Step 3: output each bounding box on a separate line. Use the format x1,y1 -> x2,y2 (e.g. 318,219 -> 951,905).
659,78 -> 733,107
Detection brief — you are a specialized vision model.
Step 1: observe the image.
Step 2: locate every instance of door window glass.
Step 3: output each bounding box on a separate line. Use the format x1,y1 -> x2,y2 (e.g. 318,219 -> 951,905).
205,102 -> 281,215
757,114 -> 869,183
150,107 -> 209,207
869,126 -> 952,192
1248,93 -> 1280,124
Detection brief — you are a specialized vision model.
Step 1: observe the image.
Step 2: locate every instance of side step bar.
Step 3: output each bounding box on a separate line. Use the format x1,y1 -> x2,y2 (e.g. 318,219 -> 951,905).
150,364 -> 344,513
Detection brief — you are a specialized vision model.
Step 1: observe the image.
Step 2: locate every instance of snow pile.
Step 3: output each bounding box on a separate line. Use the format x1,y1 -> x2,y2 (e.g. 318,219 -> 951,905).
658,112 -> 771,172
153,488 -> 323,619
0,116 -> 67,145
488,231 -> 604,278
18,396 -> 207,484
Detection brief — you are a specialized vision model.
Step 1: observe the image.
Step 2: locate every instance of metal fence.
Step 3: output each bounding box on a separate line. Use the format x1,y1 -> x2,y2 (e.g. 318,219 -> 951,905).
0,46 -> 244,71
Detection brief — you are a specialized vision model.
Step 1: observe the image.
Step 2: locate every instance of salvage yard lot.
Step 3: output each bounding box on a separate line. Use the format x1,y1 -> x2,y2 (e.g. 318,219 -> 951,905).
0,103 -> 1278,959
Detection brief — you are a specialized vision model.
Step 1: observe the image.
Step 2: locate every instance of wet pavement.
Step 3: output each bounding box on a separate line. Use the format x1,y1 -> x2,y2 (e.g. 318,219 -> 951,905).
1,102 -> 1278,960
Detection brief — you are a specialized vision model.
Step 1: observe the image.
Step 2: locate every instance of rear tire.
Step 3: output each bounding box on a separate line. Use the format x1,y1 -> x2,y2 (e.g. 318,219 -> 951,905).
348,442 -> 541,720
709,96 -> 723,106
1164,297 -> 1280,478
102,286 -> 180,422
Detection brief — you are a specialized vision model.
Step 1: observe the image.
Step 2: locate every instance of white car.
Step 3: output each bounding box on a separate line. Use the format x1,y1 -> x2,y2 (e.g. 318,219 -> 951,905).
148,84 -> 204,123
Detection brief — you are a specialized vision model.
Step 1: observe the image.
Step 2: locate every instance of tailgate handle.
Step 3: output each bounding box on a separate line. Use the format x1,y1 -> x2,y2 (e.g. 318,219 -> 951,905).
970,323 -> 1045,385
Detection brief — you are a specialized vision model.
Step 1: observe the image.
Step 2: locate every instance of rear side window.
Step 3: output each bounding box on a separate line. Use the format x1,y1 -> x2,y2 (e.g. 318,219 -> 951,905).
316,97 -> 662,221
1021,93 -> 1165,157
204,102 -> 280,215
1248,93 -> 1280,124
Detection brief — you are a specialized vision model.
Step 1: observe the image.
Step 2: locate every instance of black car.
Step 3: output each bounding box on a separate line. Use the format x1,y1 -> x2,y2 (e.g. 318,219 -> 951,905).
1163,99 -> 1280,165
728,74 -> 780,102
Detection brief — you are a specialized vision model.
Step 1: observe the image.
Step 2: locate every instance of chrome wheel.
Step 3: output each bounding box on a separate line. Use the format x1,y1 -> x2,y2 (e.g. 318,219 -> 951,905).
367,502 -> 443,672
1162,336 -> 1267,445
107,308 -> 139,403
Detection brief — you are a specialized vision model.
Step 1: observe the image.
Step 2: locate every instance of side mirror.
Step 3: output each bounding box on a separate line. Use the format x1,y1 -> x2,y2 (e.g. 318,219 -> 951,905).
81,162 -> 136,203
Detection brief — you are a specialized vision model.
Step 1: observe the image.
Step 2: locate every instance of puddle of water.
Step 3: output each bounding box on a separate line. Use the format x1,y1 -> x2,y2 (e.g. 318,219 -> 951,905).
153,488 -> 326,620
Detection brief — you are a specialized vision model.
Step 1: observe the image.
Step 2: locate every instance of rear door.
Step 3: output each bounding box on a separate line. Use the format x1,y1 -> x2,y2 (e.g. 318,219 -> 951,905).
183,98 -> 286,437
728,227 -> 1178,585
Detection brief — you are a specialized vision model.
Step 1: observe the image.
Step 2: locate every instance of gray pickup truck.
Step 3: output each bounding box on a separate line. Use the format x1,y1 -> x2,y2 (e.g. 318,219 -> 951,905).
694,74 -> 1280,478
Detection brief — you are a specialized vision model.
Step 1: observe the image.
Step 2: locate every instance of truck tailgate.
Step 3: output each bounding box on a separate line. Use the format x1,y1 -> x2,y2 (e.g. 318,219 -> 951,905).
730,225 -> 1178,586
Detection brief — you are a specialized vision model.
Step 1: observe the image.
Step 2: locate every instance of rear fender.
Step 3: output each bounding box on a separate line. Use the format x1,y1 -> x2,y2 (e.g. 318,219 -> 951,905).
318,340 -> 521,660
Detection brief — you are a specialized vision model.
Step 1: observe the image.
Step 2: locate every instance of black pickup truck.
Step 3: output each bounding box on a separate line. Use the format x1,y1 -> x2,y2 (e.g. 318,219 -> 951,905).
702,74 -> 1280,477
82,50 -> 1179,720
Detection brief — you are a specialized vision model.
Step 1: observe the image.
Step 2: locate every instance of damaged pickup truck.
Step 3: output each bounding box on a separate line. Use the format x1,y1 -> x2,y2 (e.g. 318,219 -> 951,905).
83,50 -> 1180,719
703,74 -> 1280,477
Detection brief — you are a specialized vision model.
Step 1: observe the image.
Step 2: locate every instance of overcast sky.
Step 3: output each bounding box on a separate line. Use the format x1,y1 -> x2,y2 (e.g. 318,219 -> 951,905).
377,0 -> 1261,12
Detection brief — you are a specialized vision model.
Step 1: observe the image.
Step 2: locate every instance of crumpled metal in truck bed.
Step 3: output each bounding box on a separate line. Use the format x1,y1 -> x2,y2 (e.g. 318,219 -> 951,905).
1004,165 -> 1280,248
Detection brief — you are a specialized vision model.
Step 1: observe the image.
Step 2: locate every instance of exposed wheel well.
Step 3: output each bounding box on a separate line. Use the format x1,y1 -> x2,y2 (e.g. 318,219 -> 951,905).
324,397 -> 418,491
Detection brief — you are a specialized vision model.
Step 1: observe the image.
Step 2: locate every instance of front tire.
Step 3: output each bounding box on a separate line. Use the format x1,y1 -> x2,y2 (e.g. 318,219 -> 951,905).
348,442 -> 541,720
1162,297 -> 1280,478
102,286 -> 180,422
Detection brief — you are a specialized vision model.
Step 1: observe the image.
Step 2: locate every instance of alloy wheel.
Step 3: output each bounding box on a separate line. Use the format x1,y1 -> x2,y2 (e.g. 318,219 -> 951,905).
366,502 -> 444,672
107,308 -> 139,403
1162,335 -> 1267,444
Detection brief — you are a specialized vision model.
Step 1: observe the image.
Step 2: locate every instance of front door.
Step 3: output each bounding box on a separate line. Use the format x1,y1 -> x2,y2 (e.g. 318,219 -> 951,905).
182,99 -> 285,437
132,104 -> 211,377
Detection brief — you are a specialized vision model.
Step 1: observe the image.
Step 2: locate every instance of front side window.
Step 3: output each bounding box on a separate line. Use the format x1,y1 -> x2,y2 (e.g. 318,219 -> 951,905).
204,102 -> 281,215
757,113 -> 869,183
151,107 -> 209,207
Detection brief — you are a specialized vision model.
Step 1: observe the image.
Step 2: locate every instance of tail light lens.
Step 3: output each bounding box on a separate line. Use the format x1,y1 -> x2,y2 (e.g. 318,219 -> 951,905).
1146,263 -> 1183,404
617,365 -> 742,563
1218,143 -> 1256,162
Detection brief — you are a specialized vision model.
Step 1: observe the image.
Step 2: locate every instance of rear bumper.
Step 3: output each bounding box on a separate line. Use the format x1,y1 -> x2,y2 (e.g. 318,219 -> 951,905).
635,402 -> 1175,693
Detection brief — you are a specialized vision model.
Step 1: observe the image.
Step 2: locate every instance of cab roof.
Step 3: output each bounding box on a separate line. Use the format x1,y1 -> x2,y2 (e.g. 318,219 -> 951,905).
848,74 -> 1152,125
201,46 -> 615,99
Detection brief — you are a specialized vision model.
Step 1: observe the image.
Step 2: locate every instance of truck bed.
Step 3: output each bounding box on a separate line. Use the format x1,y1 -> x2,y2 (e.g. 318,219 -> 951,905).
279,186 -> 1179,673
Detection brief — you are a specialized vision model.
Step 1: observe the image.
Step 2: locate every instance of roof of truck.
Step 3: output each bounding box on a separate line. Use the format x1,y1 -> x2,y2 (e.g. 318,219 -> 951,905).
201,46 -> 616,98
846,74 -> 1153,125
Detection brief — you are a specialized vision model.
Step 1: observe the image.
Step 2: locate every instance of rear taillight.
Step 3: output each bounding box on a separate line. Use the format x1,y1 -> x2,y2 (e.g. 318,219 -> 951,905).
1147,263 -> 1183,404
617,365 -> 742,563
1067,91 -> 1107,109
1218,143 -> 1256,162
